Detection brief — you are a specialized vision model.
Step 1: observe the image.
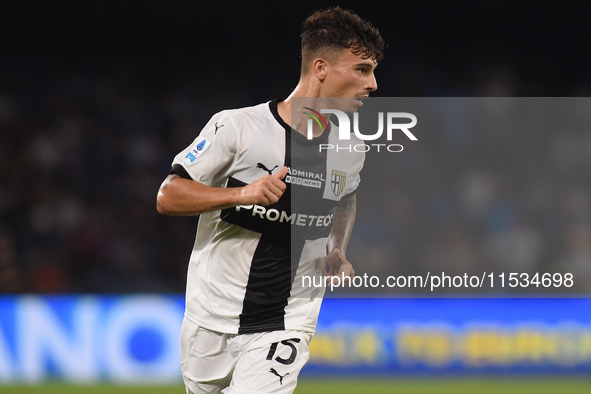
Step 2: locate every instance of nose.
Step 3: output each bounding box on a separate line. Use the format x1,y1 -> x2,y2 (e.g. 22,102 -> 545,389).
366,72 -> 378,92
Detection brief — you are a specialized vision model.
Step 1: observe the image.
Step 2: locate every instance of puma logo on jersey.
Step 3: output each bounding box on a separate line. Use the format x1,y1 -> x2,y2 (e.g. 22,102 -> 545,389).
269,368 -> 289,385
257,162 -> 279,175
214,122 -> 224,134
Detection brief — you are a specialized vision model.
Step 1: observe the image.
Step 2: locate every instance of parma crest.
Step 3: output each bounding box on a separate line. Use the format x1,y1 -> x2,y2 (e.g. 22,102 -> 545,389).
331,170 -> 346,196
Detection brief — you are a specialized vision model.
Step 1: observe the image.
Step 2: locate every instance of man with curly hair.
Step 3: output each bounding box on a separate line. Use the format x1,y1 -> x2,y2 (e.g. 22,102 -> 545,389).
157,7 -> 384,394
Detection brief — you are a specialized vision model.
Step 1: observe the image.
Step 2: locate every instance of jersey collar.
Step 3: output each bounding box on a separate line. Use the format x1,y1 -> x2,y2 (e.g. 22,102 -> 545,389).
269,98 -> 331,143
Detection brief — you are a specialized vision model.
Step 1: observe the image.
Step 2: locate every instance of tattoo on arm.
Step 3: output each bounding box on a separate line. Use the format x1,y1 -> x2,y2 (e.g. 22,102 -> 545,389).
328,193 -> 357,256
161,174 -> 178,191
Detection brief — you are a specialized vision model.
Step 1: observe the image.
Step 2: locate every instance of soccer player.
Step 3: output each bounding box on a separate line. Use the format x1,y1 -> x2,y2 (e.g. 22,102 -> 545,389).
157,7 -> 384,394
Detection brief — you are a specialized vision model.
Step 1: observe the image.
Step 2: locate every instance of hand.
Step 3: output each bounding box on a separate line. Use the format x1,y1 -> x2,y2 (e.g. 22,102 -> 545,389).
322,248 -> 354,287
239,166 -> 288,206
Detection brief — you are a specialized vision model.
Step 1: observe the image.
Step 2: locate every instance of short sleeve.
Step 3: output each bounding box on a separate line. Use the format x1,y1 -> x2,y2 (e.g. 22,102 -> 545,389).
171,111 -> 238,186
342,151 -> 364,197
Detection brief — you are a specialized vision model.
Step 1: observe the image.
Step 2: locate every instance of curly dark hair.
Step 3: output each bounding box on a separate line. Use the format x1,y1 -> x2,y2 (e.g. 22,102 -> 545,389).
301,7 -> 385,75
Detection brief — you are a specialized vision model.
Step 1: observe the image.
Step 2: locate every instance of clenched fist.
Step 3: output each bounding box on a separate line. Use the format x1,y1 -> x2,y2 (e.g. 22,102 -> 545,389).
239,166 -> 288,206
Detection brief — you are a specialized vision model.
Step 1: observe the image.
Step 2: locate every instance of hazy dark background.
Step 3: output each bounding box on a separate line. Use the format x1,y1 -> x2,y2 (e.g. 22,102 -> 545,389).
1,1 -> 591,293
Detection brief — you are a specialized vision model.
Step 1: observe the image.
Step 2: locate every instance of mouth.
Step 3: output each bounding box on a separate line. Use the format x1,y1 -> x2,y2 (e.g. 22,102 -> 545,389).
355,96 -> 368,106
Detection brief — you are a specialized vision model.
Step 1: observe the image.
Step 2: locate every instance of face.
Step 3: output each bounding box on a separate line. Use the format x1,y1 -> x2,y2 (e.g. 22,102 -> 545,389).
319,48 -> 378,113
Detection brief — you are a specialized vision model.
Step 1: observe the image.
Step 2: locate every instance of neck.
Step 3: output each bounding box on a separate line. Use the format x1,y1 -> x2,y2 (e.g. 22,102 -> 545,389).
277,80 -> 328,138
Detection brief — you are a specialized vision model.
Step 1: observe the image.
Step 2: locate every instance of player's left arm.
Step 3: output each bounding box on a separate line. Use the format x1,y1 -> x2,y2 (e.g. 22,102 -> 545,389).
324,192 -> 356,280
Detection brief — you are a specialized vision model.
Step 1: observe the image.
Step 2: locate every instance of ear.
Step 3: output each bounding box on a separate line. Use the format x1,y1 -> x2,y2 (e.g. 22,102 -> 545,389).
312,58 -> 328,82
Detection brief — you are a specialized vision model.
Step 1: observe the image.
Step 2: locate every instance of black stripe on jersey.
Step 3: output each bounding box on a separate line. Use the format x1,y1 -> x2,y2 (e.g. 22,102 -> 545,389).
170,163 -> 192,180
238,99 -> 339,334
237,236 -> 306,334
238,125 -> 294,334
220,177 -> 291,242
290,124 -> 334,242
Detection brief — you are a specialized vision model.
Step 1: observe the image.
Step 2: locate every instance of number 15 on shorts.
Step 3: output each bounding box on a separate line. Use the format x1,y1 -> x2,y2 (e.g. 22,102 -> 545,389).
266,338 -> 301,365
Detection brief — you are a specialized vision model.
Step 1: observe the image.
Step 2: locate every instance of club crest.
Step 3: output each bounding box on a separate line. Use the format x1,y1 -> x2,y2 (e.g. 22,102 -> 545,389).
331,170 -> 346,196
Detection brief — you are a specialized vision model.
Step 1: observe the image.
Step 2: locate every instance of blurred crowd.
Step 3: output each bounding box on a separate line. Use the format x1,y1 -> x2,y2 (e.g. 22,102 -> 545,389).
0,61 -> 216,292
350,98 -> 591,294
1,54 -> 590,294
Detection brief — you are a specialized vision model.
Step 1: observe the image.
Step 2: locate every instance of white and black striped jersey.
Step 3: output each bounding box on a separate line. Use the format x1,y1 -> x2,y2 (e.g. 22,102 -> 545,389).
171,99 -> 364,335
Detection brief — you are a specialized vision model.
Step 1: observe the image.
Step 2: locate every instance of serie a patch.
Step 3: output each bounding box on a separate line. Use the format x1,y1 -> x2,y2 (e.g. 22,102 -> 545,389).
185,139 -> 208,163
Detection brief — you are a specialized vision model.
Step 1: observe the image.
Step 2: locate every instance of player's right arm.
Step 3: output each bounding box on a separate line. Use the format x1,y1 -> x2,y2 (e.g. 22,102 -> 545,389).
156,167 -> 287,216
157,110 -> 288,216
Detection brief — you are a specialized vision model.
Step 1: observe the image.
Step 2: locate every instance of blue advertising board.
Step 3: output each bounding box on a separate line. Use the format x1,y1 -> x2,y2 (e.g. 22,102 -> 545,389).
0,295 -> 185,383
1,296 -> 590,383
310,298 -> 591,375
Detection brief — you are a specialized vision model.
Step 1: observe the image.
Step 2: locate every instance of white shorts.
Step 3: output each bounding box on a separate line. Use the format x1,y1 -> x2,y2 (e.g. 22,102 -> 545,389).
180,317 -> 313,394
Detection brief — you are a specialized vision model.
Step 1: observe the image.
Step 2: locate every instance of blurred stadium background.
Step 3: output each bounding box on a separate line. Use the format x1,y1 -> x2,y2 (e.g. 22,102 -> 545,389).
2,1 -> 591,392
